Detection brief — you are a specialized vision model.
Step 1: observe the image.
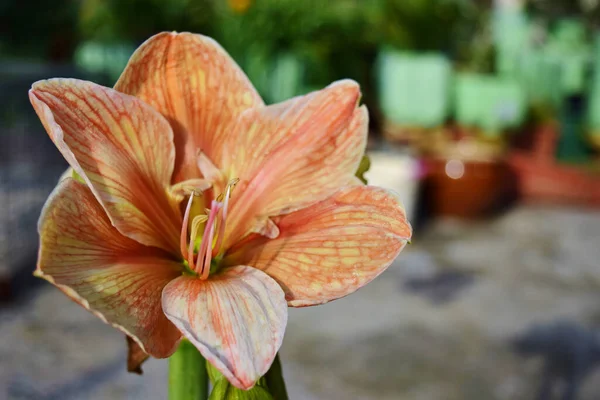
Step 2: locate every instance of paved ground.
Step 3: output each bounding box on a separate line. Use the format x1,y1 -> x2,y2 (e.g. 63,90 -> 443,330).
1,204 -> 599,400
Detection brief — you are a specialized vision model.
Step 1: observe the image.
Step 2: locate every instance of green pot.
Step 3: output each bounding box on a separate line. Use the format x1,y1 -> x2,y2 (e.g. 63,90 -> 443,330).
454,73 -> 526,137
376,49 -> 451,128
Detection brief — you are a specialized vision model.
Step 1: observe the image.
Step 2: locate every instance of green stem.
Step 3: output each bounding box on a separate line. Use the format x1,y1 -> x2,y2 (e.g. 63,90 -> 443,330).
169,340 -> 209,400
265,354 -> 289,400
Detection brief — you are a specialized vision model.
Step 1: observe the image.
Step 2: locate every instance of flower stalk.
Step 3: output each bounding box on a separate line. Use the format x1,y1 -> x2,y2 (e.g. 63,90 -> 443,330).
169,340 -> 209,400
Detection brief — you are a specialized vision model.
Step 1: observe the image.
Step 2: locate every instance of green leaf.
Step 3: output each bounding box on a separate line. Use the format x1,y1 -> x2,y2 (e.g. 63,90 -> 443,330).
264,354 -> 289,400
206,359 -> 222,385
58,168 -> 84,184
206,354 -> 287,399
208,360 -> 266,387
209,379 -> 274,400
355,154 -> 371,184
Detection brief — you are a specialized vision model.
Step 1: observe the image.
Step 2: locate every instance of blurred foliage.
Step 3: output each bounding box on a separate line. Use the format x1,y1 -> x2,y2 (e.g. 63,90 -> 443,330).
214,0 -> 487,80
379,0 -> 476,52
5,0 -> 486,96
78,0 -> 217,42
528,0 -> 600,26
0,0 -> 497,128
1,0 -> 488,83
0,0 -> 79,60
5,0 -> 600,68
8,0 -> 595,115
210,0 -> 486,104
213,0 -> 382,102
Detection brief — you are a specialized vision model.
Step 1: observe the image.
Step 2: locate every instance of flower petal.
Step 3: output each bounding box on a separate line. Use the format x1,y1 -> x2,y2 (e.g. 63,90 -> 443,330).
224,81 -> 363,246
161,266 -> 287,390
260,105 -> 368,216
115,32 -> 263,183
127,335 -> 150,374
227,185 -> 412,307
30,78 -> 181,253
36,178 -> 182,358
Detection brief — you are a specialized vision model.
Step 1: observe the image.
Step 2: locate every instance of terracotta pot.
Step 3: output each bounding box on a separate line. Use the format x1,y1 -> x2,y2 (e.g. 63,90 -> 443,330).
509,122 -> 600,207
422,157 -> 516,219
509,154 -> 600,206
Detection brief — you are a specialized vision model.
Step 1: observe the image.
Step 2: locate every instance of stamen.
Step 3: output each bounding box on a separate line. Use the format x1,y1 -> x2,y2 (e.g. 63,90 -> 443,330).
195,200 -> 221,277
182,178 -> 239,278
213,178 -> 239,254
179,193 -> 195,261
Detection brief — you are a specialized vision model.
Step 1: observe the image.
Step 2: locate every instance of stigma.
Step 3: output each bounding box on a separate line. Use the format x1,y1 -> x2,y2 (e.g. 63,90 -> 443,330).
179,179 -> 238,279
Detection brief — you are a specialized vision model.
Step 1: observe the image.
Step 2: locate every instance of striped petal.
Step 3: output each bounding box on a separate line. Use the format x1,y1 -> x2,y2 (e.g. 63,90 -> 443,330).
224,81 -> 363,247
161,266 -> 287,390
30,79 -> 181,253
115,32 -> 263,183
260,105 -> 368,216
227,185 -> 412,307
36,178 -> 182,358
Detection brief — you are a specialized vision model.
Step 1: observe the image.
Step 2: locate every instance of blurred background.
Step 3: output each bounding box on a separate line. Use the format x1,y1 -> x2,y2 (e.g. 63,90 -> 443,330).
1,0 -> 600,399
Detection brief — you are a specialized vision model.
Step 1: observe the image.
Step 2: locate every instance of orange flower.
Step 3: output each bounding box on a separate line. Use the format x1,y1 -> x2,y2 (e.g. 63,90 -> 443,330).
30,32 -> 411,390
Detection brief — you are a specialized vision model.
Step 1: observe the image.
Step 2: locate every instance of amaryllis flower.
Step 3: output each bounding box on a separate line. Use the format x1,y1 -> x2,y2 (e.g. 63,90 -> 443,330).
30,32 -> 411,389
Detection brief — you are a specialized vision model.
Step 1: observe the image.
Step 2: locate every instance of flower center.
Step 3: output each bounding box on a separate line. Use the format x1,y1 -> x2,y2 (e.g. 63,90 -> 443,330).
179,178 -> 239,279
